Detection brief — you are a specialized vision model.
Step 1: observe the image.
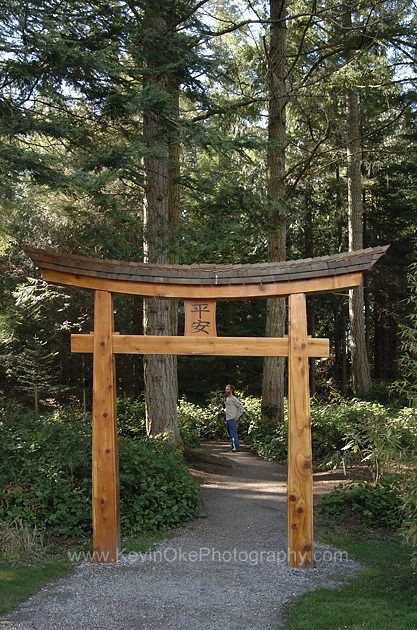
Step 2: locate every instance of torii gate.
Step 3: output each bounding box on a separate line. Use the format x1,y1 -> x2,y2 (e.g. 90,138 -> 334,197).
24,245 -> 387,568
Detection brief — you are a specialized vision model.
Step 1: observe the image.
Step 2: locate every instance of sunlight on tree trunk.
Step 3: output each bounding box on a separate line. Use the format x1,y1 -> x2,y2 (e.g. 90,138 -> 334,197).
343,2 -> 371,397
262,0 -> 287,424
142,11 -> 180,444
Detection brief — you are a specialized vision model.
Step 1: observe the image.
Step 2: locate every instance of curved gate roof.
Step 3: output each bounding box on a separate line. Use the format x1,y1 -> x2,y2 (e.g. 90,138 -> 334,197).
24,245 -> 388,287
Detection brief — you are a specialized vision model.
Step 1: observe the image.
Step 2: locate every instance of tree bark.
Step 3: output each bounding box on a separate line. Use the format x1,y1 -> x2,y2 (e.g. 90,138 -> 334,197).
261,0 -> 287,424
334,303 -> 348,396
168,84 -> 181,406
304,195 -> 316,396
142,11 -> 180,443
343,3 -> 371,397
373,299 -> 398,380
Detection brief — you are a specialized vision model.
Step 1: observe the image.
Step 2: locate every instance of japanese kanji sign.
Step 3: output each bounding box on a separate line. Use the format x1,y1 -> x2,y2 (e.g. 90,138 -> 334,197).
184,299 -> 217,336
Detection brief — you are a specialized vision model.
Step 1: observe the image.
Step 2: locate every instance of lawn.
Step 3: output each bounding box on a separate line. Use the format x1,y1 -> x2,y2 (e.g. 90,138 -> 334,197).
0,530 -> 169,616
287,526 -> 417,630
0,559 -> 71,615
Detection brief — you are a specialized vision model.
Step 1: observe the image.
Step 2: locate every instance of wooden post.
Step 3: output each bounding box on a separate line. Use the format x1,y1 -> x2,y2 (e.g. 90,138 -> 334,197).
92,290 -> 120,563
287,293 -> 314,568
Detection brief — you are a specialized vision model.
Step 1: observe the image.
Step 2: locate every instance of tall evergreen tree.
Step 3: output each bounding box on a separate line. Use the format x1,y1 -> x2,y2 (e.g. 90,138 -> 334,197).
342,1 -> 371,396
262,0 -> 287,424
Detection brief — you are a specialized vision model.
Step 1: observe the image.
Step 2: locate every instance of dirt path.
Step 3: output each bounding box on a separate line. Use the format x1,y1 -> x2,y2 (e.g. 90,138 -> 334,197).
0,443 -> 358,630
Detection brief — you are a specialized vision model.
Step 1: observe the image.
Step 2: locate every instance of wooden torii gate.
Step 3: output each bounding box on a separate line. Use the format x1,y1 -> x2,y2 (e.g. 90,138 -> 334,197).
24,245 -> 387,568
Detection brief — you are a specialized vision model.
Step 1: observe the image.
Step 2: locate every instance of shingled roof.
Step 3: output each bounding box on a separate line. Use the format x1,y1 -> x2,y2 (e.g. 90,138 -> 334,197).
23,245 -> 388,286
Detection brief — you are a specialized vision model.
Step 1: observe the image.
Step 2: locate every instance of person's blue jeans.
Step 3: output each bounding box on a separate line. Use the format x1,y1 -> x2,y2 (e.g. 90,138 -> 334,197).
226,419 -> 240,449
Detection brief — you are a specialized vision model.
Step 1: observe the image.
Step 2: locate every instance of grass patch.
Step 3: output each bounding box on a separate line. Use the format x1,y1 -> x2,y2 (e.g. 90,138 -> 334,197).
0,559 -> 71,615
121,529 -> 171,555
287,526 -> 417,630
0,529 -> 169,616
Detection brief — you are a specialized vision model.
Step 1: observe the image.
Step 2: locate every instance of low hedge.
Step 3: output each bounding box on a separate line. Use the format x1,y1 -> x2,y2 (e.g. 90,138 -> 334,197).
0,400 -> 201,538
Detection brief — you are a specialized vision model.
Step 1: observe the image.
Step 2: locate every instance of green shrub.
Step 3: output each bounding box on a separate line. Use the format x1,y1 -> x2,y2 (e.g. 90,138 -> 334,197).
120,436 -> 201,532
246,399 -> 348,463
336,403 -> 416,480
0,400 -> 201,538
317,479 -> 403,530
309,400 -> 416,474
400,465 -> 417,568
365,379 -> 406,405
177,398 -> 207,447
310,404 -> 346,463
246,417 -> 287,462
117,396 -> 146,437
247,399 -> 350,464
200,390 -> 227,438
311,400 -> 390,453
237,394 -> 262,437
244,398 -> 417,474
177,391 -> 262,445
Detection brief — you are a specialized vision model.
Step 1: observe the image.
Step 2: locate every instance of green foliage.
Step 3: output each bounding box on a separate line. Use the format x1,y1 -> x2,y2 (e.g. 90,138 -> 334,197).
392,265 -> 417,568
365,380 -> 405,406
117,396 -> 146,438
177,399 -> 204,448
0,559 -> 71,615
247,419 -> 287,462
312,398 -> 417,559
317,479 -> 403,530
249,400 -> 342,463
177,391 -> 262,445
0,399 -> 201,538
246,395 -> 417,560
0,405 -> 95,536
288,527 -> 417,630
395,263 -> 417,407
247,398 -> 413,467
3,336 -> 59,411
0,0 -> 416,407
0,277 -> 77,407
400,465 -> 417,568
321,401 -> 416,480
119,436 -> 201,533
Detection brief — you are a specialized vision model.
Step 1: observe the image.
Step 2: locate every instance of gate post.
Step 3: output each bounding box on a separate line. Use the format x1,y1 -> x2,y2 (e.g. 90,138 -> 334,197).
287,293 -> 314,568
92,290 -> 120,563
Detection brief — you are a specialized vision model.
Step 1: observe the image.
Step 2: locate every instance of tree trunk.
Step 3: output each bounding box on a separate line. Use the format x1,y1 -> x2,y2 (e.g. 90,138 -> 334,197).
373,299 -> 398,380
142,12 -> 180,443
343,3 -> 371,397
307,303 -> 316,396
304,195 -> 316,396
168,83 -> 181,406
334,303 -> 348,396
261,0 -> 287,424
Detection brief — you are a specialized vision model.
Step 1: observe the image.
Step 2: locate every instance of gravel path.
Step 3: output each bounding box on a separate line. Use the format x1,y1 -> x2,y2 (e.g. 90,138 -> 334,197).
1,443 -> 359,629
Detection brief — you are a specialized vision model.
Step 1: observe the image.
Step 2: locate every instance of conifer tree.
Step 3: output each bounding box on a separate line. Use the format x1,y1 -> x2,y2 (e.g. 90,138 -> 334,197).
262,0 -> 287,424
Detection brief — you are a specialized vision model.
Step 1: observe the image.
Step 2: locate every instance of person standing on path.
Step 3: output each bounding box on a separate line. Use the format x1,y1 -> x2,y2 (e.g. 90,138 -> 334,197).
225,384 -> 244,451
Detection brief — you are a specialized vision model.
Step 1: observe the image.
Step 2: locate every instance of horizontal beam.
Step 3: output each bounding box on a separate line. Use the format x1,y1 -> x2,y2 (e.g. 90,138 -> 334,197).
71,334 -> 330,358
43,269 -> 363,300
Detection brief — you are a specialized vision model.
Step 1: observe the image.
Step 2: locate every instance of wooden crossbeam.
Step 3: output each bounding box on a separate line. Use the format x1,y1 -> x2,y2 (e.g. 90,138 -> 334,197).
71,334 -> 330,358
42,268 -> 363,299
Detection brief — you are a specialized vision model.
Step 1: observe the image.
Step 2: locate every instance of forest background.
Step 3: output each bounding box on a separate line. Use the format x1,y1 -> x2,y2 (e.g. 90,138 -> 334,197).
0,0 -> 416,431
